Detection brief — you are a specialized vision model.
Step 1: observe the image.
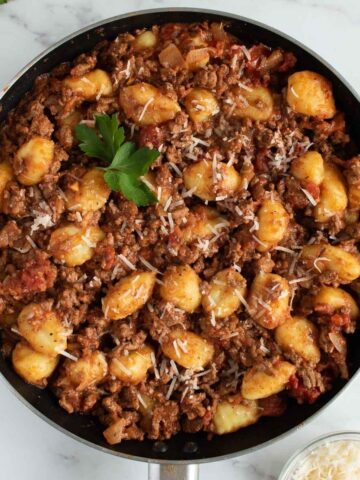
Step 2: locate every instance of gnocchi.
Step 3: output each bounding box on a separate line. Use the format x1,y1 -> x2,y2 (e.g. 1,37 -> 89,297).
63,69 -> 113,99
12,342 -> 58,386
313,286 -> 359,321
109,345 -> 154,384
185,48 -> 210,71
256,199 -> 289,252
183,207 -> 228,243
212,397 -> 260,434
248,272 -> 291,329
119,82 -> 180,125
202,268 -> 247,318
17,303 -> 69,357
275,316 -> 321,364
159,265 -> 201,313
62,351 -> 108,391
183,159 -> 242,201
301,244 -> 360,283
290,151 -> 324,186
162,329 -> 214,369
184,88 -> 219,122
241,361 -> 296,400
287,70 -> 336,119
102,271 -> 156,320
134,31 -> 157,51
0,161 -> 14,211
314,163 -> 347,222
16,137 -> 54,186
65,168 -> 111,213
232,86 -> 273,121
49,224 -> 105,267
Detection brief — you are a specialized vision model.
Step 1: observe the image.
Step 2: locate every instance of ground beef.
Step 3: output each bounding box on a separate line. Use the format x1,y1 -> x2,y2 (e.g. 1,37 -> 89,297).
0,20 -> 358,446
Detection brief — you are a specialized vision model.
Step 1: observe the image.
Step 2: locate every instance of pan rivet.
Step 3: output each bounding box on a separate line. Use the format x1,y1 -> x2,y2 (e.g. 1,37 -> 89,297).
153,441 -> 168,453
183,441 -> 198,453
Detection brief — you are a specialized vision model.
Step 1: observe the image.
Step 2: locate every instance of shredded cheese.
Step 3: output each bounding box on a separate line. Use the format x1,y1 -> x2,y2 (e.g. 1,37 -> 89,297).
290,439 -> 360,480
301,188 -> 318,206
274,246 -> 296,255
118,254 -> 136,271
138,97 -> 154,122
166,376 -> 177,400
139,256 -> 162,274
30,212 -> 54,234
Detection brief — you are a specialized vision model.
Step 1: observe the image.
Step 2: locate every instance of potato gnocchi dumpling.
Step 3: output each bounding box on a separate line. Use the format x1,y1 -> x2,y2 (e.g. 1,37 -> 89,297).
159,265 -> 201,313
162,329 -> 214,369
49,224 -> 105,267
0,161 -> 14,211
61,351 -> 108,391
12,341 -> 58,387
119,82 -> 180,125
232,86 -> 273,121
241,361 -> 296,400
314,163 -> 347,222
184,88 -> 219,122
109,345 -> 154,384
182,207 -> 228,243
185,48 -> 210,71
301,244 -> 360,283
59,110 -> 82,129
102,271 -> 156,320
275,316 -> 321,364
248,272 -> 291,329
133,31 -> 157,51
313,286 -> 359,321
212,397 -> 260,434
256,199 -> 289,252
17,303 -> 69,357
183,159 -> 242,201
65,168 -> 111,213
287,70 -> 336,119
291,151 -> 324,186
16,137 -> 54,185
202,268 -> 247,318
63,69 -> 113,99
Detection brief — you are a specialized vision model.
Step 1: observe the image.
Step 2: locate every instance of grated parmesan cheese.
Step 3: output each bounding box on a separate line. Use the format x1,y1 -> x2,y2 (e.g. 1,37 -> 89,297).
30,212 -> 54,234
118,254 -> 136,271
274,246 -> 296,255
301,188 -> 318,206
289,439 -> 360,480
56,349 -> 78,362
138,97 -> 154,122
166,376 -> 177,400
139,256 -> 162,274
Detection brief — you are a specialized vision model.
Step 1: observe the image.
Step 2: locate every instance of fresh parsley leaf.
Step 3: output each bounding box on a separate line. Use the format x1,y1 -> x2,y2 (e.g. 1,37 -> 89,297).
118,174 -> 158,207
110,142 -> 137,170
96,114 -> 125,160
0,0 -> 7,4
75,113 -> 160,206
121,148 -> 160,177
75,123 -> 109,161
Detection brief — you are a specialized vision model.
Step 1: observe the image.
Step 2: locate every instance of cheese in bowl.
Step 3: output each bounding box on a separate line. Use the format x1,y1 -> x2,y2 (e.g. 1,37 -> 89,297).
280,433 -> 360,480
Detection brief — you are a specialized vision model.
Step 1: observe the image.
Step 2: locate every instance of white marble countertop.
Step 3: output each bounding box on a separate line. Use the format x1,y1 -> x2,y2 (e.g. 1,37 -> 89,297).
0,0 -> 359,479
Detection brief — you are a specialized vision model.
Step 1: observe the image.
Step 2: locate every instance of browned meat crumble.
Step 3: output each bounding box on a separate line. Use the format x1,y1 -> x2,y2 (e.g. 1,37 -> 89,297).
0,21 -> 359,444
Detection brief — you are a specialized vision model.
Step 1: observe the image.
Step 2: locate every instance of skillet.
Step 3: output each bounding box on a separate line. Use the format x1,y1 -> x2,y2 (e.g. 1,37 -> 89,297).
1,8 -> 360,480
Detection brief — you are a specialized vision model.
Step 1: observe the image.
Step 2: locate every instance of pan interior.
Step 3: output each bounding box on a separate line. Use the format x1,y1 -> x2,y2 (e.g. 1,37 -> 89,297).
1,9 -> 360,463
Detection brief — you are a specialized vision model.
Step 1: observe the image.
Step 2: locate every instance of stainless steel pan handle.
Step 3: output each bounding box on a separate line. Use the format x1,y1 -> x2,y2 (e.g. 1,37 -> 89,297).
148,464 -> 199,480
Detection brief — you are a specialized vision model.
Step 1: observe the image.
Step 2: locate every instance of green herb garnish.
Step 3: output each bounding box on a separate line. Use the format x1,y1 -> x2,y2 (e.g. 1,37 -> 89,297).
0,0 -> 8,4
75,114 -> 159,206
